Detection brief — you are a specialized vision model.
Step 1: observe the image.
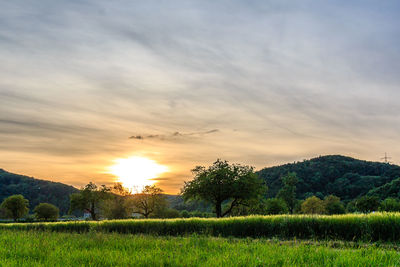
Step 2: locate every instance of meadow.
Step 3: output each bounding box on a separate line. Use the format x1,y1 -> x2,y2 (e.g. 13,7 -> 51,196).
2,213 -> 400,266
1,230 -> 400,266
2,213 -> 400,242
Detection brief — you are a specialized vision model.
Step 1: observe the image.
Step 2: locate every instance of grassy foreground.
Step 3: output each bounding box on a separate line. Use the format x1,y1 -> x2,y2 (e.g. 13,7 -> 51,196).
1,230 -> 400,267
2,213 -> 400,241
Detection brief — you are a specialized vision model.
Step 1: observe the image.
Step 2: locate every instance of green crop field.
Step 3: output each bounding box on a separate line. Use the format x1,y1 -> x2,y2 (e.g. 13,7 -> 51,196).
1,230 -> 400,266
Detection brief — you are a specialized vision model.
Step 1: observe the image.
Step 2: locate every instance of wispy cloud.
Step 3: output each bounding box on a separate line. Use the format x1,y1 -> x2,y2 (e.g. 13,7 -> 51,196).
0,0 -> 399,192
129,129 -> 219,140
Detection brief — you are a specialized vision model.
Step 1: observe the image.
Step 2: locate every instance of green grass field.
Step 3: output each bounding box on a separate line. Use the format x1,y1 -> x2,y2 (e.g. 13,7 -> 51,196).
1,230 -> 400,266
2,213 -> 400,266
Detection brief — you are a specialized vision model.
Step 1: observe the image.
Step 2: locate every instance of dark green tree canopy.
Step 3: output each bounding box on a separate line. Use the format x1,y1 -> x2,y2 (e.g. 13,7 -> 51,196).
355,196 -> 380,213
276,172 -> 298,213
264,198 -> 288,215
181,159 -> 266,218
34,203 -> 59,221
0,194 -> 29,221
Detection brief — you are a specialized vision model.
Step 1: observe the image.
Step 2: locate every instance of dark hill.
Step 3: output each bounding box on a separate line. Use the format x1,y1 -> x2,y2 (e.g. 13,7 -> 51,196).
257,155 -> 400,202
0,169 -> 78,215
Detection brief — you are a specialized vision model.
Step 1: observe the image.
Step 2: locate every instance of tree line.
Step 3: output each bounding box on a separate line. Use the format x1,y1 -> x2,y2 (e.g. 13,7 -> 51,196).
181,160 -> 400,216
2,158 -> 400,221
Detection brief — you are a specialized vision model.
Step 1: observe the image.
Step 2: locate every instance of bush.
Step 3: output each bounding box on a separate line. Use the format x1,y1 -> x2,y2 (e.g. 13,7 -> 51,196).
264,198 -> 288,215
34,203 -> 59,221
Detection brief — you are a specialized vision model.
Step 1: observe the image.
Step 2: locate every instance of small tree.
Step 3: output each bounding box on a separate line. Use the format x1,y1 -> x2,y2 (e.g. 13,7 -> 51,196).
69,182 -> 110,220
276,172 -> 298,213
129,185 -> 167,218
355,196 -> 380,213
323,195 -> 345,215
181,159 -> 266,218
34,203 -> 59,221
264,198 -> 288,215
0,195 -> 29,221
301,196 -> 325,214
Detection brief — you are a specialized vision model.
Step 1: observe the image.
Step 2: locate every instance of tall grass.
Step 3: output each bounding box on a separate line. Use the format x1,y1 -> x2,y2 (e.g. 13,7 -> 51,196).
1,213 -> 400,242
1,230 -> 400,266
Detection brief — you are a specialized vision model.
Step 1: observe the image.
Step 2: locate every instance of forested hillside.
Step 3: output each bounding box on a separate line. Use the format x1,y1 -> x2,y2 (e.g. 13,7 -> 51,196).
257,155 -> 400,202
0,169 -> 78,215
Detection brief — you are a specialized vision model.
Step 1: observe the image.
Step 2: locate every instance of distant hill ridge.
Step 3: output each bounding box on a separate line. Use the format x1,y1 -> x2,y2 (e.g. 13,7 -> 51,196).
0,169 -> 78,215
257,155 -> 400,202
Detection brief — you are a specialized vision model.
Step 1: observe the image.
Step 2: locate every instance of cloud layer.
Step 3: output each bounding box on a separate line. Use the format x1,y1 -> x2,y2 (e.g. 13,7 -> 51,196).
0,0 -> 399,192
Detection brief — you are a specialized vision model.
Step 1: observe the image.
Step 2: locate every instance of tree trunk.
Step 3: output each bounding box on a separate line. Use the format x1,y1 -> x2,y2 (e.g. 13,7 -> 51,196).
215,202 -> 222,218
90,202 -> 97,220
91,211 -> 96,220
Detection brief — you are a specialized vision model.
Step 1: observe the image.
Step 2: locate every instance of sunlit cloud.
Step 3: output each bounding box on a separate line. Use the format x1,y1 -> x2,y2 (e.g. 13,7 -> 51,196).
0,0 -> 399,193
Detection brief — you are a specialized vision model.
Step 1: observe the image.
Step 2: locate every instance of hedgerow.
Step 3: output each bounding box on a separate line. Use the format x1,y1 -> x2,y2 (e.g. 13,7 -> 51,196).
1,213 -> 400,242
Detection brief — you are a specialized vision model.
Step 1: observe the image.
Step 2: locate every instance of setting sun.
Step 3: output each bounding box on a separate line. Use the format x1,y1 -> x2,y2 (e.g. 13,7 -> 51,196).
108,156 -> 168,190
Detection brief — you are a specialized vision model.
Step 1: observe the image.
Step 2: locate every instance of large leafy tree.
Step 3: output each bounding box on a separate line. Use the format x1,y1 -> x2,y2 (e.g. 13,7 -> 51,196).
69,182 -> 110,220
181,159 -> 266,218
276,172 -> 298,213
0,194 -> 29,221
102,183 -> 132,219
34,203 -> 59,221
129,185 -> 167,218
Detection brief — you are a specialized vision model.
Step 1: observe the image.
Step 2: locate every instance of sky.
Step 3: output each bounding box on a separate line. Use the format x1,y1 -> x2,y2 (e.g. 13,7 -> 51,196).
0,0 -> 399,193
